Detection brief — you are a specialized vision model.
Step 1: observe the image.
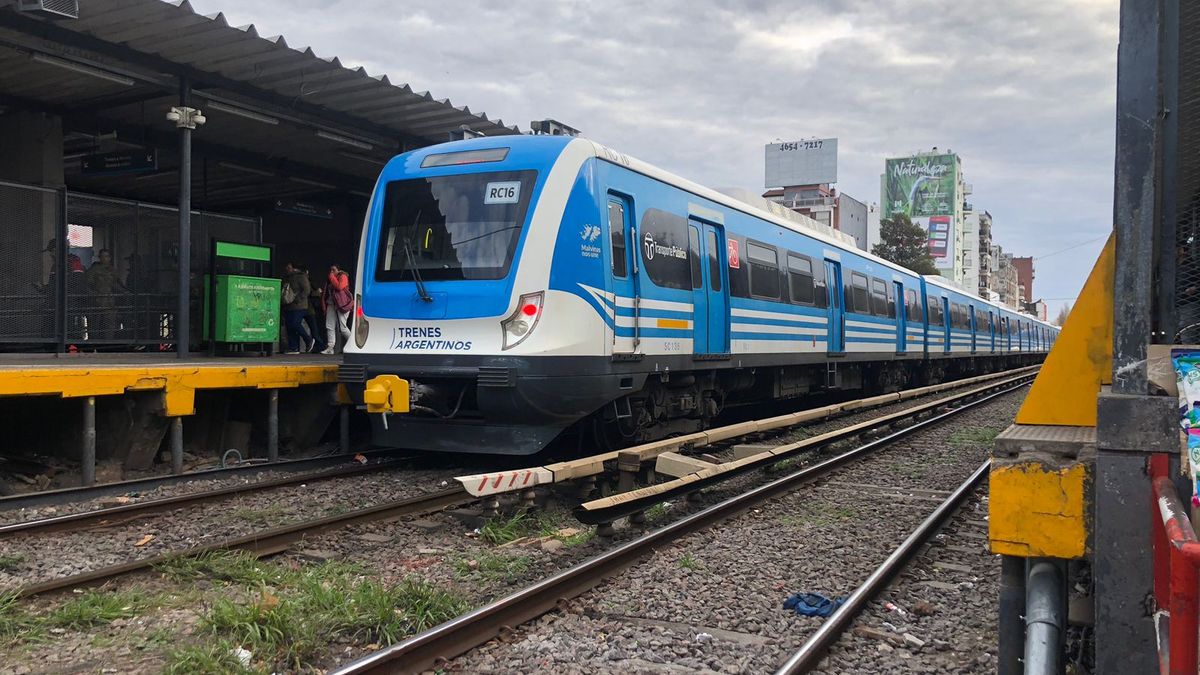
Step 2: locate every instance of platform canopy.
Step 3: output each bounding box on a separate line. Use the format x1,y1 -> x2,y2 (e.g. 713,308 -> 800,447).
0,0 -> 522,206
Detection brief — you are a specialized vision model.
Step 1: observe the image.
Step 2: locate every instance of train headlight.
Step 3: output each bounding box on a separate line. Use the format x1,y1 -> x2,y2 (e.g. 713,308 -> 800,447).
354,294 -> 369,348
501,291 -> 544,350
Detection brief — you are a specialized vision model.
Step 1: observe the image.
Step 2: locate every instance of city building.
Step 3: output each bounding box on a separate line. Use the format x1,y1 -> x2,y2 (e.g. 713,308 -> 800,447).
881,148 -> 970,286
977,211 -> 994,297
994,246 -> 1022,309
762,138 -> 873,251
962,210 -> 980,296
1012,256 -> 1035,303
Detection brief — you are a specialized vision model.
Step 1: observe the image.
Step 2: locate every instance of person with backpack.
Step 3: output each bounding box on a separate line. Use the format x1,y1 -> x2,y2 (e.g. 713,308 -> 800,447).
321,264 -> 353,354
281,263 -> 314,354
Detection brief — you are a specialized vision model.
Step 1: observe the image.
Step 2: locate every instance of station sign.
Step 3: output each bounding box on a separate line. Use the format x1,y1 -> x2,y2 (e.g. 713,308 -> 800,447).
80,150 -> 157,176
273,198 -> 333,219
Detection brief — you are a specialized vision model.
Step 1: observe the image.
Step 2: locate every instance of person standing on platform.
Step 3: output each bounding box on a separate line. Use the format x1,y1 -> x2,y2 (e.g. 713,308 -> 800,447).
281,263 -> 313,354
321,264 -> 353,355
85,249 -> 123,339
300,266 -> 327,353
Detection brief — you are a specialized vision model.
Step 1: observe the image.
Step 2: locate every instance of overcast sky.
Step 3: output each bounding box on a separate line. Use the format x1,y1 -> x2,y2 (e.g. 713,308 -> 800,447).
191,0 -> 1119,316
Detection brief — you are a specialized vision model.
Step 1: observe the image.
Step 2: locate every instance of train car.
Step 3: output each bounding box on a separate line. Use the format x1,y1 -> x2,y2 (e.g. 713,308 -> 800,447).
339,135 -> 1057,454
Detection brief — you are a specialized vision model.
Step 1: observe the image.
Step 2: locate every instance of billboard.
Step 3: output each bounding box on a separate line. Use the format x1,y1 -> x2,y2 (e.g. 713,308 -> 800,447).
882,154 -> 958,218
915,215 -> 954,268
765,138 -> 837,187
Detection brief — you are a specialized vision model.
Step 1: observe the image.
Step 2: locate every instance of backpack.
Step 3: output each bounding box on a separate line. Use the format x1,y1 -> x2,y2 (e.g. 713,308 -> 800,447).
333,286 -> 354,313
281,280 -> 297,305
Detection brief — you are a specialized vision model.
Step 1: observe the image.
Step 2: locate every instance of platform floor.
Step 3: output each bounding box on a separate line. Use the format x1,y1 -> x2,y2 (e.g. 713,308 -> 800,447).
0,352 -> 339,415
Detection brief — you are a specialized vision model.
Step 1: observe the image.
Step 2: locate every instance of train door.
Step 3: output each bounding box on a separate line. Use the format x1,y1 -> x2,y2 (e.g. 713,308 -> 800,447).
968,304 -> 977,353
823,260 -> 845,353
703,223 -> 729,354
941,297 -> 951,353
607,196 -> 639,354
894,281 -> 906,353
989,311 -> 996,352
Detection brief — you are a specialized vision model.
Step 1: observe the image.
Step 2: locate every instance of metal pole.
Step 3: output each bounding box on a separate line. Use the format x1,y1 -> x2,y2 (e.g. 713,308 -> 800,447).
56,187 -> 68,353
1024,560 -> 1065,675
170,417 -> 183,475
81,396 -> 95,486
339,405 -> 350,454
177,76 -> 192,358
998,555 -> 1027,675
267,389 -> 279,462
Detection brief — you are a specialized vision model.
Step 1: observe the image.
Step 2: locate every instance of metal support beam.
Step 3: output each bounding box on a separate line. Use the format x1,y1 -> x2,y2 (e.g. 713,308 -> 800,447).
339,405 -> 350,454
81,396 -> 96,487
998,555 -> 1027,675
170,417 -> 183,475
176,76 -> 191,357
267,389 -> 279,462
1024,559 -> 1065,675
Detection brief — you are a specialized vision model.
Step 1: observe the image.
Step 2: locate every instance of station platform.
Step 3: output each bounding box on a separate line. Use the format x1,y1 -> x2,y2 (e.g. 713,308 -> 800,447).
0,353 -> 345,488
0,353 -> 338,416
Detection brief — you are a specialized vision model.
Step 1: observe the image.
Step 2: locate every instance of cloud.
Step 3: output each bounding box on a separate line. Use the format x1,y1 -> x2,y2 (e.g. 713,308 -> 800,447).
188,0 -> 1119,315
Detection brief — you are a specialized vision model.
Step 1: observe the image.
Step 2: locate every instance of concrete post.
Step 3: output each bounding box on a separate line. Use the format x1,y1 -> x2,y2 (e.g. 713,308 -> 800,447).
339,405 -> 350,454
267,389 -> 279,462
170,417 -> 184,475
81,396 -> 96,486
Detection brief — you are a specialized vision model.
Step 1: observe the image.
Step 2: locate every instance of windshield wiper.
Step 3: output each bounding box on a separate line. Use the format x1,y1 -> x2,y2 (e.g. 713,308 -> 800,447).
404,210 -> 434,303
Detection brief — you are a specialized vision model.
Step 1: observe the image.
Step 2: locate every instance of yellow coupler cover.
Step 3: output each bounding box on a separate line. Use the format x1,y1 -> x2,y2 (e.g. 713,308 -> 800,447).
989,459 -> 1090,559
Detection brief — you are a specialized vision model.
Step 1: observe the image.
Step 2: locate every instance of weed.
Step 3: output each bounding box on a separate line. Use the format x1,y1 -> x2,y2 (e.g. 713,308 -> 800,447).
644,502 -> 671,520
47,589 -> 147,630
198,561 -> 468,671
0,553 -> 24,571
0,591 -> 36,645
163,639 -> 261,675
229,504 -> 288,526
678,553 -> 701,570
769,457 -> 800,473
558,529 -> 594,547
478,510 -> 534,545
781,504 -> 856,529
156,550 -> 282,587
949,427 -> 1001,446
454,552 -> 531,582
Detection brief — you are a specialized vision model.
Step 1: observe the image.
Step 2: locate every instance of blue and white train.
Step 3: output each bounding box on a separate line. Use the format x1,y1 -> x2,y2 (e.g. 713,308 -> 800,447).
339,135 -> 1056,455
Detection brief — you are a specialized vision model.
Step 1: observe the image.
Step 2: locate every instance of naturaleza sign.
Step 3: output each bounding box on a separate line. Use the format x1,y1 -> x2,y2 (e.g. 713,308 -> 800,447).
883,154 -> 958,219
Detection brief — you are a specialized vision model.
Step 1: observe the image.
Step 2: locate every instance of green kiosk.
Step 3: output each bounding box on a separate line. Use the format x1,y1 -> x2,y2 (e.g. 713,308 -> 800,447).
203,240 -> 280,355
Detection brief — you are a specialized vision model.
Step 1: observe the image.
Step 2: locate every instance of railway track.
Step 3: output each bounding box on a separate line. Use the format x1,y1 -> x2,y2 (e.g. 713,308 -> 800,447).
9,485 -> 472,598
0,455 -> 413,537
0,447 -> 413,512
330,378 -> 1027,674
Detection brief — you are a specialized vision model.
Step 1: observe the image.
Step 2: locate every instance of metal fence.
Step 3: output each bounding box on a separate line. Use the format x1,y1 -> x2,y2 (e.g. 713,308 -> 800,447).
1172,2 -> 1200,342
0,179 -> 259,351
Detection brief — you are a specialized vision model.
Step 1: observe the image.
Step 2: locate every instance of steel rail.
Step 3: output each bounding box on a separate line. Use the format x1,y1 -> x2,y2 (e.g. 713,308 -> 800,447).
775,459 -> 990,674
331,385 -> 1023,675
0,447 -> 413,512
574,373 -> 1034,524
10,486 -> 470,598
0,457 -> 412,538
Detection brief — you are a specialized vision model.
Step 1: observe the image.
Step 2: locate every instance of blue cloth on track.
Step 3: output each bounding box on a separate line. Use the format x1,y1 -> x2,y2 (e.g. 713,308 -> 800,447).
783,592 -> 844,617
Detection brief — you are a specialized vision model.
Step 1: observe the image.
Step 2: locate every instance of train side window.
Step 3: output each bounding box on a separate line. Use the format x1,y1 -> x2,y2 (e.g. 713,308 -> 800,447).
687,226 -> 702,289
928,298 -> 944,326
728,236 -> 749,298
813,267 -> 828,309
639,208 -> 691,291
787,254 -> 815,305
747,242 -> 780,300
707,230 -> 722,293
887,284 -> 896,317
870,278 -> 888,317
607,201 -> 626,278
905,289 -> 920,321
850,273 -> 870,314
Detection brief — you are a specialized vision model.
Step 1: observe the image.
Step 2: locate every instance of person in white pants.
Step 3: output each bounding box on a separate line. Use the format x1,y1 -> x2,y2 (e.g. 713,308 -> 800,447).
321,265 -> 352,354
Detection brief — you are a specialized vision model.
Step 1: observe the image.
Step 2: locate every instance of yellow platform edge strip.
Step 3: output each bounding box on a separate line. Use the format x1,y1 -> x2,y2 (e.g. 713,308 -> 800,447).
0,364 -> 338,417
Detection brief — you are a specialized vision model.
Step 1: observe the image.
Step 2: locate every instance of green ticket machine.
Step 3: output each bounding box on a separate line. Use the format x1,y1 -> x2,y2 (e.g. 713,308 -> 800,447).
203,240 -> 279,355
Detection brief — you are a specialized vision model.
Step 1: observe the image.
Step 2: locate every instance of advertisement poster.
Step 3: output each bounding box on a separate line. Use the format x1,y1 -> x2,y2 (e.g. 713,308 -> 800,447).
914,215 -> 954,269
883,154 -> 958,218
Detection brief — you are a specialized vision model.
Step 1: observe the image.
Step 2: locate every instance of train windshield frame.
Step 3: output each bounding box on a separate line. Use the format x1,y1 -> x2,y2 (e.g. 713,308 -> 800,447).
375,169 -> 538,282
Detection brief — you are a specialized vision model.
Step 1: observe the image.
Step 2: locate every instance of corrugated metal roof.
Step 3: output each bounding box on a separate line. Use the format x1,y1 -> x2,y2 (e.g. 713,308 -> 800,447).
0,0 -> 521,141
0,0 -> 524,206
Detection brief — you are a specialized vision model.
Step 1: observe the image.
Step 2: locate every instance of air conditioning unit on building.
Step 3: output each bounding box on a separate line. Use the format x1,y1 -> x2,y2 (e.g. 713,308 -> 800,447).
17,0 -> 79,19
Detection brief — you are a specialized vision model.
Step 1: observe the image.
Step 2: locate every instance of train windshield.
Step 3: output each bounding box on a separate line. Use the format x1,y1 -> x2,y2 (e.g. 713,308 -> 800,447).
375,170 -> 537,281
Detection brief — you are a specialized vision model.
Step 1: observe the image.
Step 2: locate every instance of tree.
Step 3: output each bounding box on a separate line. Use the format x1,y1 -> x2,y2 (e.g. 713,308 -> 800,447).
1054,302 -> 1072,327
872,214 -> 939,275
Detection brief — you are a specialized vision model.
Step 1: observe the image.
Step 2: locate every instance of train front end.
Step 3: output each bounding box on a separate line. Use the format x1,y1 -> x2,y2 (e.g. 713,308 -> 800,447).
341,135 -> 611,454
